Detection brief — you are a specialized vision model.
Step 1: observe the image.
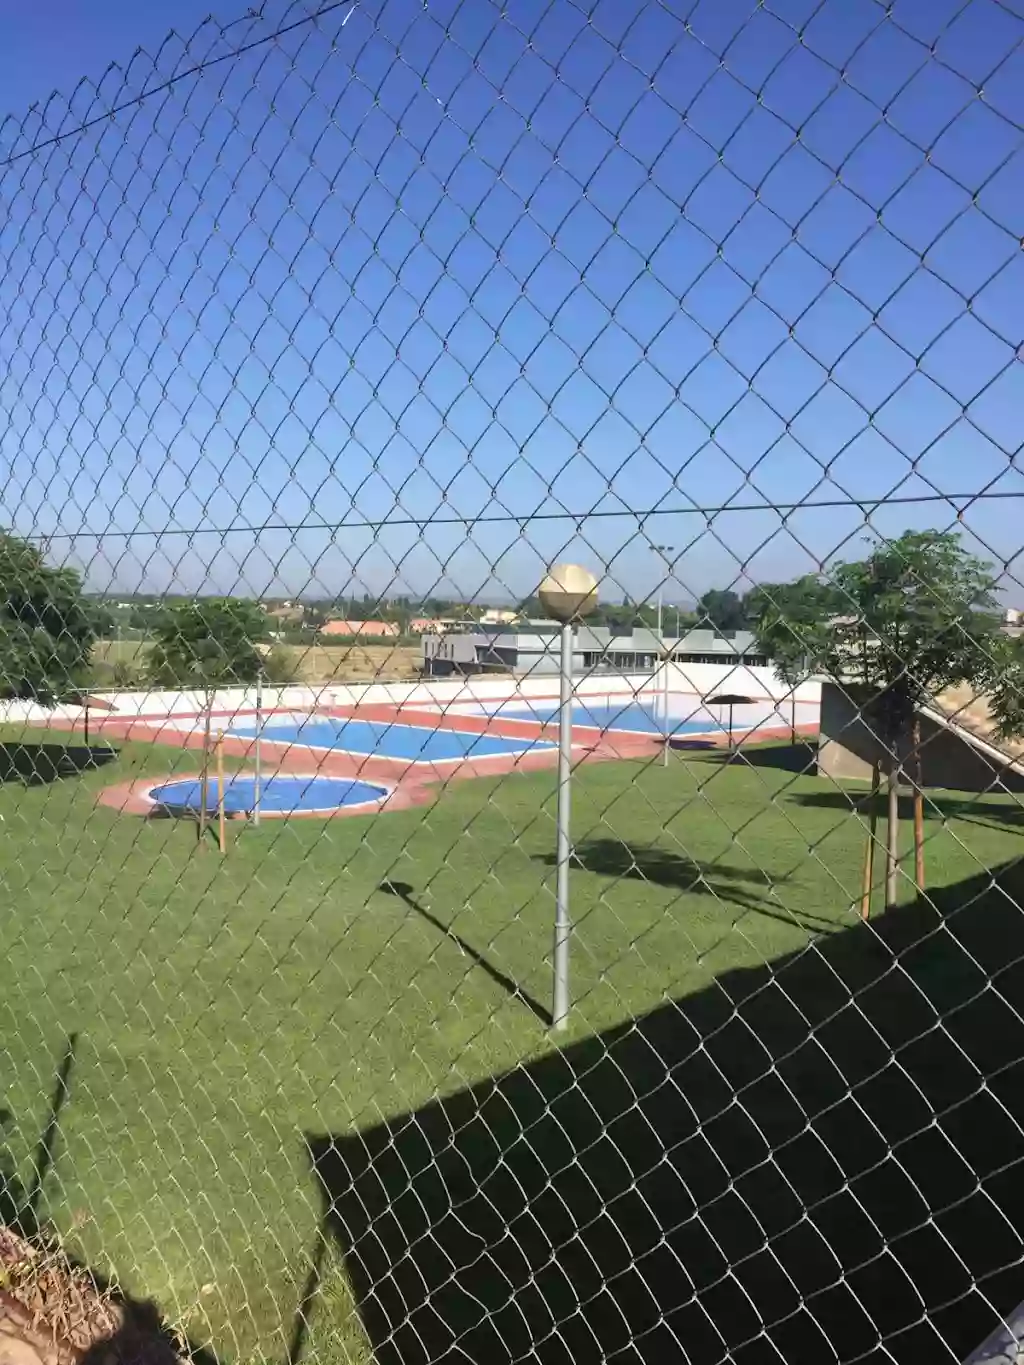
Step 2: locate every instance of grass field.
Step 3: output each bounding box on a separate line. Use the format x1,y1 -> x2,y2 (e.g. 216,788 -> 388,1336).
91,638 -> 422,685
1,733 -> 1022,1362
281,641 -> 421,683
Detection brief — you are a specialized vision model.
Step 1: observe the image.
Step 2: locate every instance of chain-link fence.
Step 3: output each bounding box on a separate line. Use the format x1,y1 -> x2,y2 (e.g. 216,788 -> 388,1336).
1,0 -> 1024,1361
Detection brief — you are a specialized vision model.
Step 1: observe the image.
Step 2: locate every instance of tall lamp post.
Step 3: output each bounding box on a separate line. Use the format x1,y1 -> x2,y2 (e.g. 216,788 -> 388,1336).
652,543 -> 675,640
652,544 -> 675,766
539,562 -> 599,1032
253,658 -> 264,828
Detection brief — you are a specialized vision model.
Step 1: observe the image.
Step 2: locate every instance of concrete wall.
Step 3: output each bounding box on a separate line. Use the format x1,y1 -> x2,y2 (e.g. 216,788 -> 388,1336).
817,682 -> 1024,793
665,660 -> 821,705
2,662 -> 821,728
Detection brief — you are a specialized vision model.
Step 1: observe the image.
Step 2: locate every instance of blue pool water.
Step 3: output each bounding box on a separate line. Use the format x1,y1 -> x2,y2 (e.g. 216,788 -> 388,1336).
227,714 -> 556,761
150,774 -> 388,813
501,702 -> 715,735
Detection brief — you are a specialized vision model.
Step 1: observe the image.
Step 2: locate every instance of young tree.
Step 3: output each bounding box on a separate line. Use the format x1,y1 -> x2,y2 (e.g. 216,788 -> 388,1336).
149,600 -> 271,829
0,532 -> 96,706
750,531 -> 1019,906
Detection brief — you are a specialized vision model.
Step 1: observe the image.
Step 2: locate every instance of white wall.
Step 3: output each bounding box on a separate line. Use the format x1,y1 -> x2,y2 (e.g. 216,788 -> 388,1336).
661,661 -> 821,704
2,661 -> 819,727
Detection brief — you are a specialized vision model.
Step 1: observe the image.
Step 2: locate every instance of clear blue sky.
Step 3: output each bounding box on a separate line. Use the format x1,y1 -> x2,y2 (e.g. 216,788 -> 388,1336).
0,0 -> 1022,608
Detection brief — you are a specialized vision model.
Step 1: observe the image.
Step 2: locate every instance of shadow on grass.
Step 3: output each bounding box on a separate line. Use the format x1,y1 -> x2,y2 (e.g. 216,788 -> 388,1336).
307,860 -> 1024,1364
379,880 -> 550,1025
1,1033 -> 77,1236
0,742 -> 118,786
694,739 -> 820,773
534,838 -> 834,934
788,787 -> 1024,834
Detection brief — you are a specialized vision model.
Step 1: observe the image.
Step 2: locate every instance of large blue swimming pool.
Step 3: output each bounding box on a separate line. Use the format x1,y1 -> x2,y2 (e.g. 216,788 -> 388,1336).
498,702 -> 714,735
226,713 -> 556,761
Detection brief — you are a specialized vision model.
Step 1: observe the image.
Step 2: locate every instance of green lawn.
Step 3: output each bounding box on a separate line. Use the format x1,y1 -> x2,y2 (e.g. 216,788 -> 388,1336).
0,731 -> 1021,1361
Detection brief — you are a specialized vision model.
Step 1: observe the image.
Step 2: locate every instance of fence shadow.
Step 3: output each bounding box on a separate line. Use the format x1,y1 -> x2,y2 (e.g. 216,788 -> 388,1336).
0,742 -> 119,786
307,860 -> 1024,1364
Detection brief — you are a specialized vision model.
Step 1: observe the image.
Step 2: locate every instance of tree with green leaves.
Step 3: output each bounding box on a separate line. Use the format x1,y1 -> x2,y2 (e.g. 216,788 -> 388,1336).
744,576 -> 842,675
749,530 -> 1020,906
147,599 -> 270,691
149,600 -> 272,824
0,533 -> 96,706
696,588 -> 748,634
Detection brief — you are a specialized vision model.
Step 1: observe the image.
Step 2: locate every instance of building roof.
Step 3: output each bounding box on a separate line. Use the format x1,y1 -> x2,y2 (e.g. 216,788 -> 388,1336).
320,619 -> 400,636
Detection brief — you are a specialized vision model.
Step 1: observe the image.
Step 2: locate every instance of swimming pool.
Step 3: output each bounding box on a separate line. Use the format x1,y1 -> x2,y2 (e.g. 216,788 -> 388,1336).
438,699 -> 715,735
226,713 -> 556,762
498,702 -> 714,735
150,774 -> 389,814
433,694 -> 794,736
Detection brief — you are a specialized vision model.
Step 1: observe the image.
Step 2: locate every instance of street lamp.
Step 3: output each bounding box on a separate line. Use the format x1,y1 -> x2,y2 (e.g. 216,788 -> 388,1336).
651,543 -> 675,641
539,562 -> 599,1031
254,656 -> 264,828
652,545 -> 675,766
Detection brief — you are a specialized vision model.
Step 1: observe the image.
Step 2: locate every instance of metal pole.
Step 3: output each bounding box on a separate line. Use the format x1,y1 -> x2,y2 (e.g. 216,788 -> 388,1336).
662,649 -> 670,767
216,731 -> 227,856
656,586 -> 662,641
253,669 -> 263,828
552,620 -> 574,1031
198,700 -> 212,847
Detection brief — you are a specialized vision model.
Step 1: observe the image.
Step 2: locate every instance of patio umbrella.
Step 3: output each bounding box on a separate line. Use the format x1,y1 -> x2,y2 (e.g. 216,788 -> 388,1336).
707,693 -> 756,751
70,692 -> 116,748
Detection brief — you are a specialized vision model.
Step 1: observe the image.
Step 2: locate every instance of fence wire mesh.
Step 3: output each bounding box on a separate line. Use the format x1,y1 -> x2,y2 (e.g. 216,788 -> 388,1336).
1,0 -> 1024,1362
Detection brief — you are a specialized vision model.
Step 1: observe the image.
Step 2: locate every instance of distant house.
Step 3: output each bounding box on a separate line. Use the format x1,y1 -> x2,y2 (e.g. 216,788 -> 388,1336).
320,619 -> 400,638
409,618 -> 453,635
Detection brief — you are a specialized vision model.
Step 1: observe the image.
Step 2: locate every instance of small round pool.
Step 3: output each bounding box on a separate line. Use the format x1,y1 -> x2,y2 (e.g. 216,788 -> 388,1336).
149,774 -> 389,816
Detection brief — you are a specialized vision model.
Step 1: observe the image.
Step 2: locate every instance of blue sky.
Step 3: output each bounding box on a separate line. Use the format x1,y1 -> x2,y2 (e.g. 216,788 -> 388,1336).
0,0 -> 1022,608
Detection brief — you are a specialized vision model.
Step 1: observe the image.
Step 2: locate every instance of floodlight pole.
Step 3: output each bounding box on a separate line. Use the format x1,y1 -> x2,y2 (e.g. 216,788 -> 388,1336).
552,619 -> 574,1031
652,544 -> 675,769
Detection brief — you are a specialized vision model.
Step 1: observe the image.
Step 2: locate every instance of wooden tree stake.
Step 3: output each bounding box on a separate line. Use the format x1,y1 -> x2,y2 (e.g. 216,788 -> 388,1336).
913,715 -> 925,892
886,752 -> 900,909
860,760 -> 880,921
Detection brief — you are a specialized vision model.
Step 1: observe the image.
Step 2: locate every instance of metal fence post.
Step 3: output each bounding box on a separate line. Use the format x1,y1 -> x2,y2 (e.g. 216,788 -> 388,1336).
552,618 -> 574,1031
